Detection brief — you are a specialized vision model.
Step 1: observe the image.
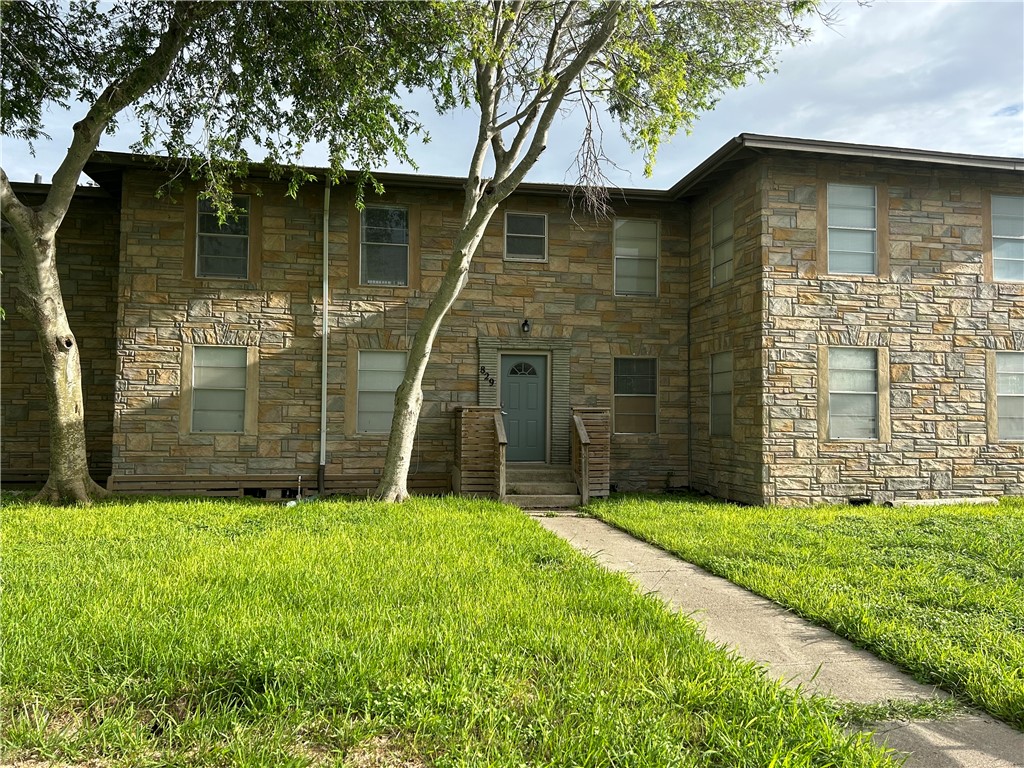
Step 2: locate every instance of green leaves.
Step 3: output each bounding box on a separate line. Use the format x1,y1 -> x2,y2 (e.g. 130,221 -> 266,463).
596,0 -> 817,177
3,1 -> 470,197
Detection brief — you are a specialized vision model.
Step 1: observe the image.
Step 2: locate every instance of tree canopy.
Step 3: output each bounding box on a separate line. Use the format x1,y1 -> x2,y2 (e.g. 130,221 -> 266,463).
3,0 -> 465,198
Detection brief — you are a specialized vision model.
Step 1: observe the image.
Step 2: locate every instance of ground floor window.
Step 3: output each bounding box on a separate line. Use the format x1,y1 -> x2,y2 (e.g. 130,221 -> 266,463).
191,345 -> 248,433
710,351 -> 733,437
996,351 -> 1024,441
828,347 -> 878,440
613,358 -> 657,433
357,351 -> 407,433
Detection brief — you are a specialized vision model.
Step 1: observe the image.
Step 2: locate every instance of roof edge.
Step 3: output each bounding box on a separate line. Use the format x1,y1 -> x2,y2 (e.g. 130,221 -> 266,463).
83,151 -> 668,201
669,133 -> 1024,199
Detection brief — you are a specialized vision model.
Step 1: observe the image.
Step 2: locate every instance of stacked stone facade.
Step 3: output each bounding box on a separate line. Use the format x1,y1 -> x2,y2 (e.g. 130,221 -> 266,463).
1,186 -> 120,481
108,170 -> 690,492
3,137 -> 1021,504
760,155 -> 1024,504
686,162 -> 767,504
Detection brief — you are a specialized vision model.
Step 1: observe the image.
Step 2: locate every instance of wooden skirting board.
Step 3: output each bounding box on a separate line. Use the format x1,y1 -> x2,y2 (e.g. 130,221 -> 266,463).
104,472 -> 451,497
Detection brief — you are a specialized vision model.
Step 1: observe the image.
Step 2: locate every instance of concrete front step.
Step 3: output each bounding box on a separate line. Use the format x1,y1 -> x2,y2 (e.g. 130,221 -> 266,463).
506,464 -> 574,481
510,481 -> 579,495
505,493 -> 581,510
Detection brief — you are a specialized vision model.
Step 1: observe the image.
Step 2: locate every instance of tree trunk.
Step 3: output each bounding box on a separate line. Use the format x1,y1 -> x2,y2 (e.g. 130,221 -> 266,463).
18,235 -> 110,504
376,208 -> 495,501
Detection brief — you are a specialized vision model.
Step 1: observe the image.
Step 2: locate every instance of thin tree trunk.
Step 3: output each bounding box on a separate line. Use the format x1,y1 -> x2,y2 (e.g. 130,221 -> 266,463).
0,2 -> 198,503
18,235 -> 109,503
376,206 -> 496,501
374,2 -> 622,502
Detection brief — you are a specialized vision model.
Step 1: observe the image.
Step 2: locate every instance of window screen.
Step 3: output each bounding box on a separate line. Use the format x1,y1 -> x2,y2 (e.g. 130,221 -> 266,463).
361,207 -> 409,286
197,195 -> 250,279
192,346 -> 247,433
614,358 -> 657,433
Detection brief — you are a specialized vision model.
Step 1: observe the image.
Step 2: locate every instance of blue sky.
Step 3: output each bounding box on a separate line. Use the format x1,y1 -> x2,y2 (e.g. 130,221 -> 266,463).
2,0 -> 1022,189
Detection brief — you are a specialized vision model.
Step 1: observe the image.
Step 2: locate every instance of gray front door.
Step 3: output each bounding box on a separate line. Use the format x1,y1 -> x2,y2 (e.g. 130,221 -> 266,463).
501,354 -> 547,462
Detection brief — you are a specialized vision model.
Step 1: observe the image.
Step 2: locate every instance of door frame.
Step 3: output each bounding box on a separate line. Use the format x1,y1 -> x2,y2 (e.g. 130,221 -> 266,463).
499,350 -> 552,463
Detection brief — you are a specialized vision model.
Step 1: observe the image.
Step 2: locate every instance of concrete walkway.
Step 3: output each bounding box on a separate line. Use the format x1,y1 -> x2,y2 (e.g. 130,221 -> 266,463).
534,513 -> 1024,768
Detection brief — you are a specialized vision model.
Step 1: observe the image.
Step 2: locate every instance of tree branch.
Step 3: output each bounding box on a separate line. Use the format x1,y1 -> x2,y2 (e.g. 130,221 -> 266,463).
491,1 -> 622,199
0,166 -> 34,238
41,1 -> 203,236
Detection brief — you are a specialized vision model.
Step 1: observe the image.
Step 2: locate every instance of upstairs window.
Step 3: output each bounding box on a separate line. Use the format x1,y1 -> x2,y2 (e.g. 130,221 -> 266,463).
192,346 -> 248,433
828,347 -> 878,440
827,184 -> 876,274
361,207 -> 409,286
613,358 -> 657,433
357,351 -> 407,433
992,195 -> 1024,282
505,212 -> 547,262
197,195 -> 250,279
614,219 -> 658,296
996,352 -> 1024,441
710,352 -> 733,437
711,198 -> 734,286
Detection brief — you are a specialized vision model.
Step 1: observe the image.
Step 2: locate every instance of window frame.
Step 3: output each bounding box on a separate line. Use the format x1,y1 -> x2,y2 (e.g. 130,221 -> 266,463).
504,211 -> 548,263
710,351 -> 733,438
356,350 -> 408,435
359,205 -> 411,288
827,183 -> 877,275
818,345 -> 890,443
989,350 -> 1024,442
195,194 -> 251,280
988,193 -> 1024,283
817,181 -> 888,278
613,217 -> 659,297
612,357 -> 658,434
179,343 -> 259,436
711,198 -> 734,287
184,188 -> 262,282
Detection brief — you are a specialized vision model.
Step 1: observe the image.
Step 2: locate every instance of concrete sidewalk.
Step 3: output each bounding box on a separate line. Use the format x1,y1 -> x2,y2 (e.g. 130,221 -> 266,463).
534,513 -> 1023,768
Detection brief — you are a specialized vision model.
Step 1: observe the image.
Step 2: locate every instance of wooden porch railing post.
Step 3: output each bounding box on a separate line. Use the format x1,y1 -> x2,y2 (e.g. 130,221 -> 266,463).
572,412 -> 591,506
493,410 -> 507,500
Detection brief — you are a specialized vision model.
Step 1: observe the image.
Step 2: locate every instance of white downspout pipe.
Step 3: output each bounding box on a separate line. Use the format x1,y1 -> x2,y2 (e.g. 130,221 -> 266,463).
318,179 -> 331,495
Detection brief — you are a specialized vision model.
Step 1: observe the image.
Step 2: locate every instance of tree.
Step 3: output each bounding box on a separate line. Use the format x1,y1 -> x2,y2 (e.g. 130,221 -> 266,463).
375,0 -> 820,501
1,0 -> 463,503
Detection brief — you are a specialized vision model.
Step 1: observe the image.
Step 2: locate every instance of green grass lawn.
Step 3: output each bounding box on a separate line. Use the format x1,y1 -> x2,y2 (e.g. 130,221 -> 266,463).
0,496 -> 895,767
587,495 -> 1024,729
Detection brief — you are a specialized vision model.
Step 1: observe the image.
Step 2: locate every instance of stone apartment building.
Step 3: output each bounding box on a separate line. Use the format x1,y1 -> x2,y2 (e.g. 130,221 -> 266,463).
2,134 -> 1022,505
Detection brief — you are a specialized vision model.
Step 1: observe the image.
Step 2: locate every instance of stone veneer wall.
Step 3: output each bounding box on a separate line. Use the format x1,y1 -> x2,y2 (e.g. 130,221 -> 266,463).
1,186 -> 120,480
761,155 -> 1024,504
685,164 -> 766,504
112,170 -> 691,491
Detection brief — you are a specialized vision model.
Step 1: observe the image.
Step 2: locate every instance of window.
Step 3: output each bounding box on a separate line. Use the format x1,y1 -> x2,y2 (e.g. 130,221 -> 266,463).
192,346 -> 248,433
992,195 -> 1024,281
357,351 -> 407,433
711,198 -> 734,286
196,195 -> 250,279
996,352 -> 1024,441
710,352 -> 733,437
505,212 -> 547,261
361,207 -> 409,286
614,219 -> 658,296
828,184 -> 876,274
613,358 -> 657,433
828,348 -> 878,440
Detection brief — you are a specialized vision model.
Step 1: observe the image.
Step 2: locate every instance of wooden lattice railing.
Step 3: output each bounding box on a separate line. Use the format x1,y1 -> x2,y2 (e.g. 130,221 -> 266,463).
453,406 -> 507,499
571,407 -> 610,503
